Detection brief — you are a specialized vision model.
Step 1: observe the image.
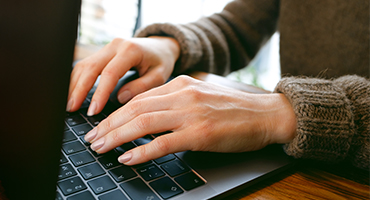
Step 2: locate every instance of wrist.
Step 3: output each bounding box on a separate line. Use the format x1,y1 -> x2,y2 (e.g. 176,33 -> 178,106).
148,36 -> 180,63
267,93 -> 297,145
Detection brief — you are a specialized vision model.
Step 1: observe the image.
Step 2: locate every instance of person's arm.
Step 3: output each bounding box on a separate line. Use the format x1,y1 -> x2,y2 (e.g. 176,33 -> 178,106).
274,75 -> 370,170
67,0 -> 279,115
135,0 -> 279,76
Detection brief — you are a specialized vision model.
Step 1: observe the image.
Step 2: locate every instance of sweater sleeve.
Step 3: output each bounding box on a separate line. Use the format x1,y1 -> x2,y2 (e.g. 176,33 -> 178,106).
274,75 -> 370,170
134,0 -> 279,76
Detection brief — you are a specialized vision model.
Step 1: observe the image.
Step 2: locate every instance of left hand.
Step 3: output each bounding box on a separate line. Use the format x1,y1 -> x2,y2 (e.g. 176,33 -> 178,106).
85,75 -> 297,165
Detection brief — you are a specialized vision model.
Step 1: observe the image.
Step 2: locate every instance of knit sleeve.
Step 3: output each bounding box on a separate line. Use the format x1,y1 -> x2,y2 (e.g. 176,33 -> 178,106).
274,75 -> 370,170
134,0 -> 279,75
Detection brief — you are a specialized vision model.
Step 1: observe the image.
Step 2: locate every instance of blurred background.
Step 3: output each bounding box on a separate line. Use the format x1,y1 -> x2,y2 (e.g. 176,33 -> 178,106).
78,0 -> 280,91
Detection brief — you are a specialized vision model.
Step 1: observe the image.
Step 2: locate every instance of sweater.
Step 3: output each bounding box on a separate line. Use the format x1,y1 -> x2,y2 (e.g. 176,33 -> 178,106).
135,0 -> 370,170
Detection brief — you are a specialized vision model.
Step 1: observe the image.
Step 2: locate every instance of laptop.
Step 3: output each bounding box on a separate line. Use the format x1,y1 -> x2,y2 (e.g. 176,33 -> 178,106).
0,1 -> 294,200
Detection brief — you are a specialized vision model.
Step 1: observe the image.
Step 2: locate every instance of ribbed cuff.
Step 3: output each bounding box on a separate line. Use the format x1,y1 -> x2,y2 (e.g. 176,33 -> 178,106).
274,77 -> 355,163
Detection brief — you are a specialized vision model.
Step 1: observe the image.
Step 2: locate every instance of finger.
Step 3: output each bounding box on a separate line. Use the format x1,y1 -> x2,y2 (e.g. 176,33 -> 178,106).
118,130 -> 192,165
66,67 -> 83,111
68,65 -> 82,99
87,55 -> 135,116
67,69 -> 98,112
116,65 -> 169,104
68,47 -> 114,98
67,49 -> 116,112
90,110 -> 182,154
85,90 -> 180,144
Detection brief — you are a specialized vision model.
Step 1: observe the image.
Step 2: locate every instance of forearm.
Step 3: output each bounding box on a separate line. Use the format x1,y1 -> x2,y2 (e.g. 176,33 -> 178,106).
274,75 -> 370,170
134,0 -> 279,76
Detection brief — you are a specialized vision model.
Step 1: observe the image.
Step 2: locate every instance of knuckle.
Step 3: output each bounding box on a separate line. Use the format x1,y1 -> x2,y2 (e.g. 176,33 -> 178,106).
101,117 -> 113,132
111,39 -> 140,54
111,129 -> 122,143
123,40 -> 140,51
126,99 -> 143,116
101,68 -> 119,81
134,113 -> 152,131
175,75 -> 193,85
152,136 -> 171,153
183,86 -> 202,101
109,38 -> 124,46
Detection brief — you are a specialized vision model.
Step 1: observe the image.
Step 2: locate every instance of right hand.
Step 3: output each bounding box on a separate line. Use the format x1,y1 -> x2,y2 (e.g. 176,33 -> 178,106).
66,36 -> 180,116
85,75 -> 297,166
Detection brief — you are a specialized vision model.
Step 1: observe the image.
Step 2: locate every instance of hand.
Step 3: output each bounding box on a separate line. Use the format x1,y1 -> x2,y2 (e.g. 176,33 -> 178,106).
67,36 -> 180,116
85,75 -> 297,165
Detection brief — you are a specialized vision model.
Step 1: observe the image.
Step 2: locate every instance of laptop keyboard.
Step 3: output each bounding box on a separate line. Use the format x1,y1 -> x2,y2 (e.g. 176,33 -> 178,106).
57,91 -> 206,200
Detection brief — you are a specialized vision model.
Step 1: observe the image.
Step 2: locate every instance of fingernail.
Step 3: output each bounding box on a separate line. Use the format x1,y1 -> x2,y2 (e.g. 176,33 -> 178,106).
91,137 -> 105,151
118,90 -> 131,104
66,98 -> 74,112
84,127 -> 97,142
118,151 -> 132,164
87,101 -> 97,116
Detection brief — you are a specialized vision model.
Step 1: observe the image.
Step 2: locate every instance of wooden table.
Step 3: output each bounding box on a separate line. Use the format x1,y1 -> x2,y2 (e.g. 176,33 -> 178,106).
74,44 -> 369,200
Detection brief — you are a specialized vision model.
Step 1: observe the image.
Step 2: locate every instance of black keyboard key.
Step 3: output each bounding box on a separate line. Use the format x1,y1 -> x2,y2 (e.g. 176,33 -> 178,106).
137,164 -> 165,181
72,123 -> 93,136
63,130 -> 77,143
79,107 -> 89,117
133,136 -> 152,146
78,163 -> 105,180
60,154 -> 68,164
86,113 -> 105,126
66,111 -> 79,117
114,142 -> 136,154
86,93 -> 94,101
98,189 -> 128,200
98,152 -> 121,169
64,123 -> 69,131
161,159 -> 190,177
80,136 -> 90,146
65,114 -> 86,126
80,99 -> 91,109
120,178 -> 160,200
89,147 -> 101,157
132,160 -> 153,168
108,165 -> 137,182
150,176 -> 183,199
174,172 -> 205,191
154,154 -> 175,164
58,164 -> 77,180
88,175 -> 116,195
62,141 -> 85,155
55,191 -> 63,200
58,176 -> 87,196
69,151 -> 95,167
67,191 -> 95,200
152,131 -> 172,138
114,146 -> 125,155
121,141 -> 136,150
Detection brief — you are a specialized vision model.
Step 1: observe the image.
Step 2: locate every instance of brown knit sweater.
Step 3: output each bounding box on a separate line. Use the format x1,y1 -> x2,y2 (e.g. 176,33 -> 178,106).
135,0 -> 370,170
